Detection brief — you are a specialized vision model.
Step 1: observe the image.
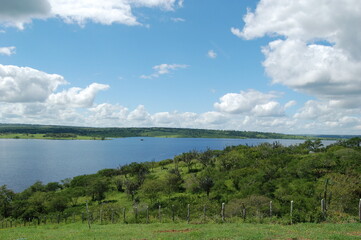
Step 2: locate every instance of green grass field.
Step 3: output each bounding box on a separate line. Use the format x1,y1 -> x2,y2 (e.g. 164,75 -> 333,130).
0,222 -> 360,240
0,133 -> 104,140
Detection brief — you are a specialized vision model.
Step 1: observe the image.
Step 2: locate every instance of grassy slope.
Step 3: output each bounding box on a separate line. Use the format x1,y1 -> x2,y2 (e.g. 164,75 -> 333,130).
0,222 -> 360,240
0,133 -> 103,140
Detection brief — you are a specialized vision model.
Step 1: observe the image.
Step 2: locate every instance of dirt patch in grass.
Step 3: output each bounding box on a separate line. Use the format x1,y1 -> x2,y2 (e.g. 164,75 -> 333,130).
285,238 -> 311,240
347,232 -> 361,237
156,228 -> 196,233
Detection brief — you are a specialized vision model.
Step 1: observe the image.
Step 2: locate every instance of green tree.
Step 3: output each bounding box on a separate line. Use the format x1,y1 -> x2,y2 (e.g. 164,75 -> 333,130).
124,178 -> 140,201
199,148 -> 215,168
178,150 -> 198,173
198,176 -> 214,197
0,185 -> 15,218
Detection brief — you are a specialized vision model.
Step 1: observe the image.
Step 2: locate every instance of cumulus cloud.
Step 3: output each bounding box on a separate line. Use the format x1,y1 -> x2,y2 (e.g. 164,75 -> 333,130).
0,64 -> 66,103
262,39 -> 361,104
207,50 -> 217,59
290,98 -> 361,133
0,46 -> 16,56
0,0 -> 184,28
294,100 -> 335,120
0,0 -> 51,29
233,0 -> 361,109
128,105 -> 152,123
48,83 -> 109,108
49,0 -> 138,26
214,89 -> 285,117
0,63 -> 111,127
140,63 -> 188,79
252,101 -> 284,117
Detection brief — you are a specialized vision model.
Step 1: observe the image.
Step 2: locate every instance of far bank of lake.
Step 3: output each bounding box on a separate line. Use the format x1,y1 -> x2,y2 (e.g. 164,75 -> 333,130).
0,137 -> 335,192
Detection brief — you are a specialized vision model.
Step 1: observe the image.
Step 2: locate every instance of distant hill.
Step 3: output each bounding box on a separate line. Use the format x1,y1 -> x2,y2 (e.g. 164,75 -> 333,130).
0,123 -> 351,139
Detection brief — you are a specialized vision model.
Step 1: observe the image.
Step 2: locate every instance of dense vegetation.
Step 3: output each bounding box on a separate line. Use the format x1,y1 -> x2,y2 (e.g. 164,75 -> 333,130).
1,138 -> 360,224
0,123 -> 333,139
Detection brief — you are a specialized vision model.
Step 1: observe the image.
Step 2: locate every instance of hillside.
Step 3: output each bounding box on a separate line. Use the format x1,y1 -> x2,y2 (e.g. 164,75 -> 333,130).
0,123 -> 336,139
0,137 -> 360,225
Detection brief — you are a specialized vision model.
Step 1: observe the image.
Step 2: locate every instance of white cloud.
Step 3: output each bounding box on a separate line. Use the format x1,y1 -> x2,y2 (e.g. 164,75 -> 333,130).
230,27 -> 243,38
171,17 -> 185,22
48,83 -> 109,108
90,103 -> 128,119
178,0 -> 184,8
49,0 -> 138,26
214,89 -> 283,116
262,39 -> 361,104
0,0 -> 184,29
48,0 -> 184,27
252,101 -> 284,117
0,64 -> 66,103
140,63 -> 188,79
207,50 -> 217,59
0,0 -> 51,29
285,100 -> 296,109
0,46 -> 16,56
128,105 -> 151,122
152,111 -> 179,125
233,0 -> 361,111
129,0 -> 181,11
290,99 -> 361,133
0,64 -> 111,126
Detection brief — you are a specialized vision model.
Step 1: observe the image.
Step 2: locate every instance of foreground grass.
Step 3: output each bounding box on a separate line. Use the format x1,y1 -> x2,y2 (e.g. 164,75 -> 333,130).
0,222 -> 360,240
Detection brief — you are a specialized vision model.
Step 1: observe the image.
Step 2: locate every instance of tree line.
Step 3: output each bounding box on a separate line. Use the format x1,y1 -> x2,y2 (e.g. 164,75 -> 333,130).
0,124 -> 326,139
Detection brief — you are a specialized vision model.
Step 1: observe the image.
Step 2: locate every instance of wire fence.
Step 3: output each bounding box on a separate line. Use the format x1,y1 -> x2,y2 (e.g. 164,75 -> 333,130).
1,198 -> 360,229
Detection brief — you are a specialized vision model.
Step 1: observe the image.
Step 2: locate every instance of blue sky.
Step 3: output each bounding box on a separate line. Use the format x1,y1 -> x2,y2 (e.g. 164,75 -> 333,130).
0,0 -> 360,135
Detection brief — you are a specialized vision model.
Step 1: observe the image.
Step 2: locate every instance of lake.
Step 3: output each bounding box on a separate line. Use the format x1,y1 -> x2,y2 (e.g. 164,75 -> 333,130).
0,137 -> 335,192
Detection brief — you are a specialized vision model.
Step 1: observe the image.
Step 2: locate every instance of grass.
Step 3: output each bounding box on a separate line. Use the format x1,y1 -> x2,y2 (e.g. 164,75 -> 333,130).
0,222 -> 360,240
0,133 -> 104,140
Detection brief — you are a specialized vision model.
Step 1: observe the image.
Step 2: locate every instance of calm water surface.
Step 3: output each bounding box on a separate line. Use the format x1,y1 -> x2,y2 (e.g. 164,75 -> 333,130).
0,137 -> 334,192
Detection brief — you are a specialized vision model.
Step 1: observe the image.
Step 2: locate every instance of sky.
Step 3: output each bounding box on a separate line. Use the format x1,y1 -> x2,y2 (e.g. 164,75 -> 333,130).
0,0 -> 361,135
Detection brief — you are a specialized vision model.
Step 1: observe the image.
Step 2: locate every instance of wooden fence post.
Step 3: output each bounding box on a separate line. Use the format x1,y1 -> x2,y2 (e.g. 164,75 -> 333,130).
172,205 -> 175,222
321,198 -> 326,220
359,198 -> 361,223
203,205 -> 207,222
242,203 -> 246,221
290,200 -> 294,225
111,209 -> 114,224
187,204 -> 190,224
269,201 -> 273,217
134,207 -> 138,223
86,201 -> 91,229
221,203 -> 225,222
158,205 -> 162,222
99,207 -> 102,224
123,208 -> 126,223
146,206 -> 149,224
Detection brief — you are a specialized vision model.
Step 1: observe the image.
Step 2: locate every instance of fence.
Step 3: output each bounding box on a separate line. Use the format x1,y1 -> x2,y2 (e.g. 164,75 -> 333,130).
1,198 -> 360,229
